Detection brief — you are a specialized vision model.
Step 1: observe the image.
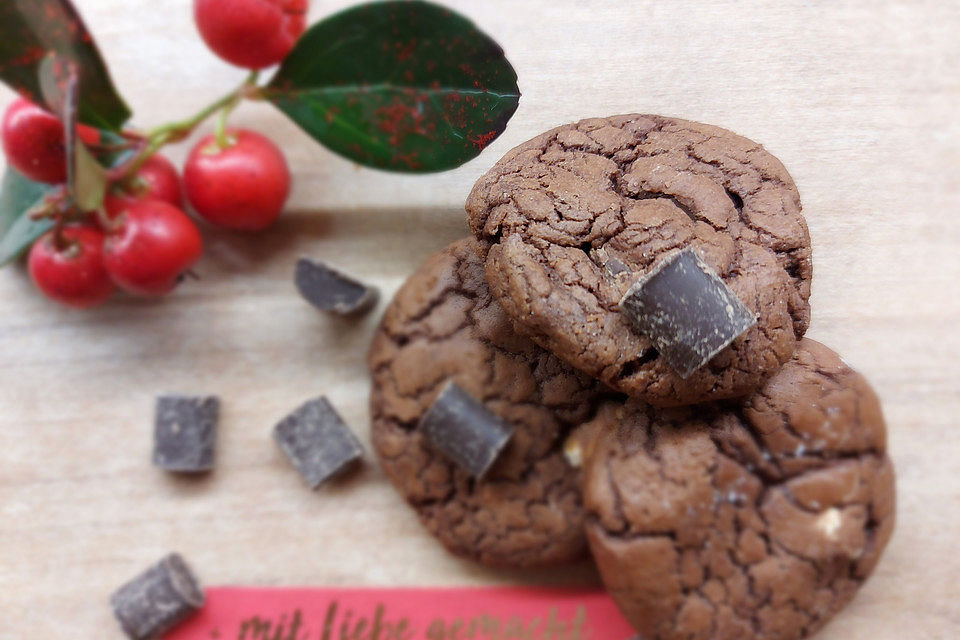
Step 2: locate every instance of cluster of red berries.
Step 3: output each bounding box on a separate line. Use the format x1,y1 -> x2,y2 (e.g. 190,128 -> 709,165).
1,0 -> 307,308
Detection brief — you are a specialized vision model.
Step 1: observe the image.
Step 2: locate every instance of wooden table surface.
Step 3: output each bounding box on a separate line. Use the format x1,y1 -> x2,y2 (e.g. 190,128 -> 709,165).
1,1 -> 958,638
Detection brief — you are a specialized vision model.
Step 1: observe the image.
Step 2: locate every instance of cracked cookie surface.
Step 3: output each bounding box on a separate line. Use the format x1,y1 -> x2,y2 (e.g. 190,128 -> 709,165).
466,114 -> 812,406
581,339 -> 895,640
368,237 -> 606,567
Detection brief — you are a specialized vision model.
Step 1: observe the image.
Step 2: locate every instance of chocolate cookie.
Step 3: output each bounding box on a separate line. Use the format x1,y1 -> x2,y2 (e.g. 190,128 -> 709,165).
465,114 -> 812,406
368,237 -> 605,567
581,340 -> 895,640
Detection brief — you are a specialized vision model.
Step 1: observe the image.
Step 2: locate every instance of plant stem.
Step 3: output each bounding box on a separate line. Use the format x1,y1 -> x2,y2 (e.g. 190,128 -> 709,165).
143,91 -> 238,145
121,71 -> 261,179
214,97 -> 239,149
216,71 -> 259,148
51,217 -> 68,251
29,188 -> 70,220
93,205 -> 120,232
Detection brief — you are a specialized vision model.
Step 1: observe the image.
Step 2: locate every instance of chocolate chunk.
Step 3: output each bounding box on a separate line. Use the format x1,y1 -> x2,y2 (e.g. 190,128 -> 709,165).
604,257 -> 632,276
619,248 -> 756,378
418,381 -> 515,479
273,397 -> 364,488
593,247 -> 632,277
110,553 -> 204,640
295,258 -> 379,315
153,396 -> 219,473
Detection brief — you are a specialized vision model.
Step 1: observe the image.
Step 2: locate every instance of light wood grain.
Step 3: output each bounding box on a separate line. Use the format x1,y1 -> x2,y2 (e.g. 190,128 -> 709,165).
1,1 -> 959,638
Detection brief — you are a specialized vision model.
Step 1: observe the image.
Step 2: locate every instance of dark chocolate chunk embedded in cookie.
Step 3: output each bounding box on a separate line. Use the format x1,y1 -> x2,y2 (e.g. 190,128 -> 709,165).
418,381 -> 515,479
466,114 -> 812,406
619,248 -> 757,378
581,340 -> 896,640
368,237 -> 607,567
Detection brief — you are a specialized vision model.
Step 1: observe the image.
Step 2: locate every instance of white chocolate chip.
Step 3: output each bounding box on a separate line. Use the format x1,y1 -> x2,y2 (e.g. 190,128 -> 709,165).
563,435 -> 583,468
816,507 -> 843,540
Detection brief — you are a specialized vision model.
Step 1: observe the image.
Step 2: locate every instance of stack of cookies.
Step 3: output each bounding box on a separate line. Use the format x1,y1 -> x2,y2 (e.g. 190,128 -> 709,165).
368,115 -> 895,640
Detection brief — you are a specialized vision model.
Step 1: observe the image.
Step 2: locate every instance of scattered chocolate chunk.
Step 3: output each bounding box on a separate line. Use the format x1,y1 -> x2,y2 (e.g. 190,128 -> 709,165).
110,553 -> 204,640
593,246 -> 632,277
273,397 -> 364,488
418,381 -> 515,479
604,257 -> 632,276
295,258 -> 379,315
619,248 -> 756,378
153,396 -> 219,473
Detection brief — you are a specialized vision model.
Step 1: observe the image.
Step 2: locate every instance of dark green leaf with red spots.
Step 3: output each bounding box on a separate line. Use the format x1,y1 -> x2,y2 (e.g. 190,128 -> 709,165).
0,0 -> 130,130
265,0 -> 520,173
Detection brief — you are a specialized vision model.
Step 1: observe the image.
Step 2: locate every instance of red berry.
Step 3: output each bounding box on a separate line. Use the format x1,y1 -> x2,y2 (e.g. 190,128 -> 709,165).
103,201 -> 204,296
28,225 -> 114,308
194,0 -> 307,69
2,98 -> 68,184
104,154 -> 183,217
183,129 -> 290,231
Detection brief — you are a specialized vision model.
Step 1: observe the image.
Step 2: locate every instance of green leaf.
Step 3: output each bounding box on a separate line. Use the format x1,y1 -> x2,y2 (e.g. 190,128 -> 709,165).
0,0 -> 130,130
0,168 -> 55,266
265,0 -> 520,173
72,139 -> 108,210
39,54 -> 107,210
